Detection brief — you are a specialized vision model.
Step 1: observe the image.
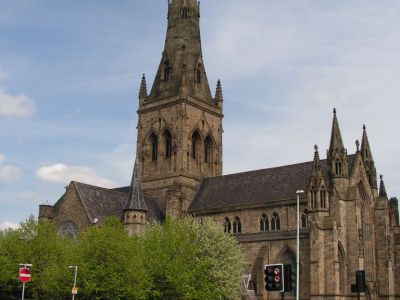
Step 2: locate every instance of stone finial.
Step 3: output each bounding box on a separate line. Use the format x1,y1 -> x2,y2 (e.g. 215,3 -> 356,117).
215,79 -> 223,104
379,174 -> 387,197
355,140 -> 360,152
139,73 -> 148,101
312,144 -> 322,173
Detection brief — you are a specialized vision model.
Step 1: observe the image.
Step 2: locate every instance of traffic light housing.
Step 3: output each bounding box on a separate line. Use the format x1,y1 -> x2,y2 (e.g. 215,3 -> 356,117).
264,264 -> 284,292
284,264 -> 293,292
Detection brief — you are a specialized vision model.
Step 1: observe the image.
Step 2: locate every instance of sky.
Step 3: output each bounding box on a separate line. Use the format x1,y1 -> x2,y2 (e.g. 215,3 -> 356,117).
1,0 -> 399,229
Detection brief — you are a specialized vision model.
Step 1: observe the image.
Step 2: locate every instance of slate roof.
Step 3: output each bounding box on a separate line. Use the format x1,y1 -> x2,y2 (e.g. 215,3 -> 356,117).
189,155 -> 356,213
72,182 -> 163,224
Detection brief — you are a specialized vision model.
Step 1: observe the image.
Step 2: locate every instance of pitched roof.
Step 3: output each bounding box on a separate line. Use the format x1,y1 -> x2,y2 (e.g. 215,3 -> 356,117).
189,155 -> 356,213
73,182 -> 163,224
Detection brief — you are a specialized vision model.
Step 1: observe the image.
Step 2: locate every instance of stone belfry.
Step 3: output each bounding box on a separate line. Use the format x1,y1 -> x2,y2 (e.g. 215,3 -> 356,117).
136,0 -> 223,218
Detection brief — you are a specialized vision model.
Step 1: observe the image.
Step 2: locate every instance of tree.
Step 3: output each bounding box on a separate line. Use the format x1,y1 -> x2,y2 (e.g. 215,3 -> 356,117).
74,217 -> 150,299
140,217 -> 244,300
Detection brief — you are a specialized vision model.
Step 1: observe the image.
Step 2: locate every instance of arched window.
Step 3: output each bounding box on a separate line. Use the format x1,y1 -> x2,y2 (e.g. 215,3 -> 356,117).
223,217 -> 231,233
335,159 -> 342,175
164,63 -> 171,82
338,243 -> 347,294
163,130 -> 172,158
233,216 -> 241,234
271,212 -> 280,230
204,135 -> 213,163
196,65 -> 202,84
150,133 -> 158,161
311,187 -> 317,209
301,212 -> 308,228
260,213 -> 269,232
181,7 -> 188,18
58,222 -> 78,240
320,187 -> 326,208
191,131 -> 200,159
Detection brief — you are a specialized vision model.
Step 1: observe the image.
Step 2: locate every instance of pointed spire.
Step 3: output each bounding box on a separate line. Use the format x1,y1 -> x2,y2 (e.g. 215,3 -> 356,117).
327,108 -> 349,178
215,79 -> 223,104
139,73 -> 147,102
361,124 -> 374,161
124,156 -> 148,212
379,174 -> 387,197
328,108 -> 345,153
150,0 -> 213,103
312,144 -> 322,174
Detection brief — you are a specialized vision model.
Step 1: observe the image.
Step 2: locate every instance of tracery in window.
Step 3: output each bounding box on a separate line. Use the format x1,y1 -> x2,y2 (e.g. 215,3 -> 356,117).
163,130 -> 172,158
271,212 -> 280,230
311,187 -> 317,209
320,187 -> 327,208
191,131 -> 201,159
260,213 -> 269,232
58,222 -> 78,240
204,135 -> 213,163
233,216 -> 241,234
223,217 -> 231,233
335,159 -> 342,175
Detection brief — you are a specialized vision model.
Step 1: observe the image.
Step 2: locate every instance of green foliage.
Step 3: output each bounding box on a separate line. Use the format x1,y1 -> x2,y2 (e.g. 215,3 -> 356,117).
0,216 -> 244,300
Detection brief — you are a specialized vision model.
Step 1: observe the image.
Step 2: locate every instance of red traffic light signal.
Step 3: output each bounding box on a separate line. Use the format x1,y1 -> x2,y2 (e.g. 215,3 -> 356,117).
264,264 -> 284,292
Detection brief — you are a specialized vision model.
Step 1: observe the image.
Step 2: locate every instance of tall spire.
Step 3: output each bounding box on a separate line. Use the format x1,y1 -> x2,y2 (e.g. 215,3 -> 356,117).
360,124 -> 377,189
361,125 -> 374,161
124,156 -> 148,212
327,108 -> 348,178
149,0 -> 212,103
379,174 -> 387,198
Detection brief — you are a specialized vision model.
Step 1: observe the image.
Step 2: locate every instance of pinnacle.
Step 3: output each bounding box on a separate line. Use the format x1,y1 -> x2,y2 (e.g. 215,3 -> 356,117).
124,155 -> 148,212
139,73 -> 147,100
379,174 -> 387,197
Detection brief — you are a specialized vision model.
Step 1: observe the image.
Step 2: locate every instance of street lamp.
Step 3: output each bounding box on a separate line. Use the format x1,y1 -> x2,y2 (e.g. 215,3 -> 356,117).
296,190 -> 304,300
68,265 -> 78,300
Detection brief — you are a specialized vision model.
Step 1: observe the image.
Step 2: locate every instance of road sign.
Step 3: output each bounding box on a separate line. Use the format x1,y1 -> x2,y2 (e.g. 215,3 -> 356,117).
19,268 -> 31,283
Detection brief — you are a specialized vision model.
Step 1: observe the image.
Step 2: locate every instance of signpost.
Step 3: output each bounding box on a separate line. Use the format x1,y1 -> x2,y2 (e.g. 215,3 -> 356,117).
19,263 -> 32,300
69,265 -> 78,300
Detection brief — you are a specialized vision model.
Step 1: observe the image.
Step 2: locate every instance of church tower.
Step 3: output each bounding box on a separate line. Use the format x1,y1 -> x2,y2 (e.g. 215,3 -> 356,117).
136,0 -> 223,218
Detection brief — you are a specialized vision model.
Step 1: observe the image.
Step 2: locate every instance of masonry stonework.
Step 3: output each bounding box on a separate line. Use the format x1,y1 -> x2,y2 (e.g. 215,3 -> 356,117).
39,1 -> 400,299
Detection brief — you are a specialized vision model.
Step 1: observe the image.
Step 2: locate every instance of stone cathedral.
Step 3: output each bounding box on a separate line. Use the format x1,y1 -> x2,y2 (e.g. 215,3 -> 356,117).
39,1 -> 400,299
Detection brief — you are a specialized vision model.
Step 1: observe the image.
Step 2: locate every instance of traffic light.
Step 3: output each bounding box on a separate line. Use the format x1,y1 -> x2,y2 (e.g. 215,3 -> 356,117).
284,264 -> 293,292
264,264 -> 284,292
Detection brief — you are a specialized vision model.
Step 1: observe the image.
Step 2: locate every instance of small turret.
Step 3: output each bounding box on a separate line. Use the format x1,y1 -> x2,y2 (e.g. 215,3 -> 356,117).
38,202 -> 55,223
361,125 -> 377,190
214,79 -> 223,112
327,108 -> 349,178
307,145 -> 329,212
123,155 -> 148,235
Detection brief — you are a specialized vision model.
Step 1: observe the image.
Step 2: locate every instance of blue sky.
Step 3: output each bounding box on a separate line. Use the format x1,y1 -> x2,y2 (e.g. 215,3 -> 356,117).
1,0 -> 400,228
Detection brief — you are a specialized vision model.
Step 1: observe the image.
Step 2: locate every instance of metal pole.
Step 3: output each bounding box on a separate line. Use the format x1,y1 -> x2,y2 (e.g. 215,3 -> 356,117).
69,265 -> 78,300
296,190 -> 304,300
21,282 -> 25,300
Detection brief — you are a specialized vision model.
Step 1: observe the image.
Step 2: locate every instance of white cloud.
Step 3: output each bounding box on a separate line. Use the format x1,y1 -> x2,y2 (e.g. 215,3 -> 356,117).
0,221 -> 20,230
36,163 -> 118,188
0,69 -> 36,118
0,87 -> 36,118
0,153 -> 23,183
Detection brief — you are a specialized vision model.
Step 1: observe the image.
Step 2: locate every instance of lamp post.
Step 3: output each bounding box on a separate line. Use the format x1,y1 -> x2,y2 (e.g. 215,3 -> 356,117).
296,190 -> 304,300
68,265 -> 78,300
